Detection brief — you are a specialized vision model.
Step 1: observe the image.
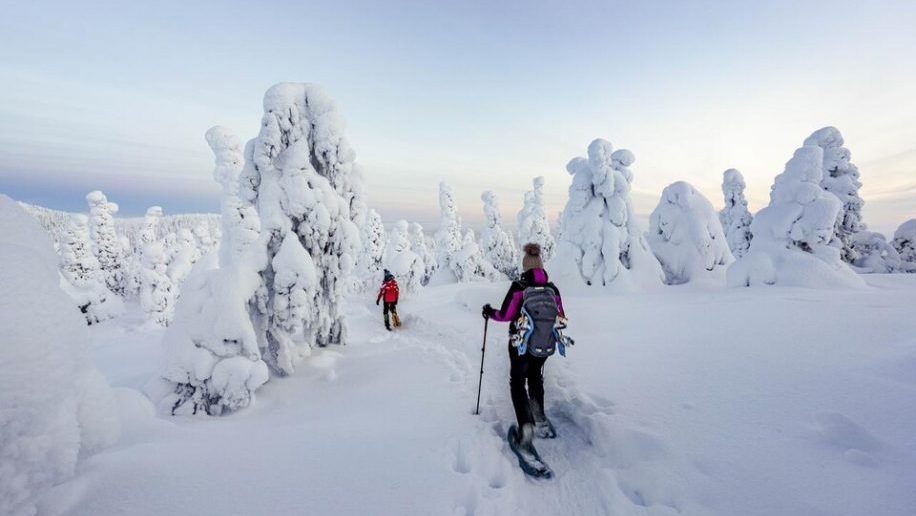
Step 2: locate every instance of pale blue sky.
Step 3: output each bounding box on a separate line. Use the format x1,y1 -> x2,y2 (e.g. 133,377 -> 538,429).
1,0 -> 914,234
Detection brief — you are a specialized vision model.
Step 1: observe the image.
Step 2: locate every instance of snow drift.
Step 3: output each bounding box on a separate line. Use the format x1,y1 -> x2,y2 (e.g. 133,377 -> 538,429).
0,195 -> 119,516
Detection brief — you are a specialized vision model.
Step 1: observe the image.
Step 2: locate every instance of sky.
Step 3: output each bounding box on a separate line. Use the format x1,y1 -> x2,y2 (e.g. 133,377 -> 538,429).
1,0 -> 914,235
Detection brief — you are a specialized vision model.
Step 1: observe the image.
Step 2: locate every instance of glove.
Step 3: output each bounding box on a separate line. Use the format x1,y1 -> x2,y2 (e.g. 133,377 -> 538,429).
482,304 -> 495,319
376,299 -> 380,306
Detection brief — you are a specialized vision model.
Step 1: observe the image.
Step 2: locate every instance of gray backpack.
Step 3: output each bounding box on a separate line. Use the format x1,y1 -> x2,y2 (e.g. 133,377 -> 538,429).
517,285 -> 560,358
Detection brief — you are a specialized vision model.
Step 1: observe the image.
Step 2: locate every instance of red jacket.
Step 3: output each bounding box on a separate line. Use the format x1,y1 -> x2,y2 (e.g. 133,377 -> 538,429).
377,278 -> 399,303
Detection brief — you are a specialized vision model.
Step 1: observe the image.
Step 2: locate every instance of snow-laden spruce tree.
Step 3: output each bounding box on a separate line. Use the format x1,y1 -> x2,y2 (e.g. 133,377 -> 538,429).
140,241 -> 176,326
59,214 -> 124,324
126,206 -> 164,296
237,83 -> 361,375
480,190 -> 518,278
516,177 -> 555,261
157,126 -> 268,416
727,145 -> 864,288
719,169 -> 753,258
385,220 -> 424,292
433,181 -> 464,281
193,222 -> 216,256
453,229 -> 500,282
849,231 -> 901,273
409,222 -> 437,285
86,191 -> 126,295
551,139 -> 664,289
892,219 -> 916,273
357,208 -> 387,289
1,195 -> 119,515
804,127 -> 865,263
648,181 -> 734,284
167,228 -> 202,287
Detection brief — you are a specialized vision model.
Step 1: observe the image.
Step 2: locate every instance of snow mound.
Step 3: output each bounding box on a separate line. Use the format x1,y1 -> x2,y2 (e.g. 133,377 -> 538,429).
0,195 -> 118,516
648,181 -> 733,285
727,145 -> 864,288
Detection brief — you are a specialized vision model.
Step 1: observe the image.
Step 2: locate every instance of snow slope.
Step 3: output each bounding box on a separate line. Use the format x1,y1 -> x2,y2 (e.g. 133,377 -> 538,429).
39,279 -> 916,516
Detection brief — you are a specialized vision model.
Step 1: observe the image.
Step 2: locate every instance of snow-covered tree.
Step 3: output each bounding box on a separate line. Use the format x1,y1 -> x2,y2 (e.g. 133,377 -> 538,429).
849,231 -> 901,273
480,190 -> 518,278
719,169 -> 753,258
551,139 -> 664,289
237,83 -> 361,375
1,195 -> 119,516
357,209 -> 387,289
193,222 -> 216,255
59,214 -> 124,324
804,127 -> 865,263
141,241 -> 176,326
648,181 -> 734,284
727,145 -> 864,288
453,229 -> 500,282
157,126 -> 268,416
86,191 -> 126,295
409,222 -> 437,285
517,177 -> 555,261
167,228 -> 202,287
385,220 -> 424,292
126,206 -> 163,296
892,219 -> 916,273
434,181 -> 464,281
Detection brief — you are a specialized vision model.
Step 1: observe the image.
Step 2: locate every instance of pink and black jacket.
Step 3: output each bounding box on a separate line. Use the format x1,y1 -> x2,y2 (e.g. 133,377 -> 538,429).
490,268 -> 565,333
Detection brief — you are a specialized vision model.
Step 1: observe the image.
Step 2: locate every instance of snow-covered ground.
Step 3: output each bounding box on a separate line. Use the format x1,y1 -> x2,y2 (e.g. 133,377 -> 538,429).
39,277 -> 916,516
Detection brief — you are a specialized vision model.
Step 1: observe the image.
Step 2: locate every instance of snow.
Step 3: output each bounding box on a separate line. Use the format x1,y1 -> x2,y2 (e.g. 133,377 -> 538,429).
850,230 -> 902,273
516,177 -> 555,262
33,274 -> 916,516
385,220 -> 424,292
727,145 -> 865,288
648,181 -> 734,285
86,191 -> 126,296
893,219 -> 916,272
480,191 -> 518,278
238,82 -> 362,364
551,139 -> 665,290
804,127 -> 865,263
0,195 -> 118,516
719,169 -> 753,258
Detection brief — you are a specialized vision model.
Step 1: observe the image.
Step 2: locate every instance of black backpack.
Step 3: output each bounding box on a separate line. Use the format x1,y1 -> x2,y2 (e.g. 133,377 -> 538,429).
517,285 -> 560,358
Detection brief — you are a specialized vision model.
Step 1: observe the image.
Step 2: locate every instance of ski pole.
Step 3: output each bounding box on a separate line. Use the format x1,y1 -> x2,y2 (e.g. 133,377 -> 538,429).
475,317 -> 489,415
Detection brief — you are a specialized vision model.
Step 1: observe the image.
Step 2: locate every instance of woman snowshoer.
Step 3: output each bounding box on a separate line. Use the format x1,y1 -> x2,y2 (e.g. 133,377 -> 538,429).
376,269 -> 401,331
482,243 -> 565,455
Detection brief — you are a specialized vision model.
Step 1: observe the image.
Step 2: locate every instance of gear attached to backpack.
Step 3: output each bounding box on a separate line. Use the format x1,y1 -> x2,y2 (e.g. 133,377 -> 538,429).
510,286 -> 574,358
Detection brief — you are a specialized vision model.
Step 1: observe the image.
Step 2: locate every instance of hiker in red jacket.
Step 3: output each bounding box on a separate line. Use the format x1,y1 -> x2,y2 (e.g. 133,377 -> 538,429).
376,269 -> 401,330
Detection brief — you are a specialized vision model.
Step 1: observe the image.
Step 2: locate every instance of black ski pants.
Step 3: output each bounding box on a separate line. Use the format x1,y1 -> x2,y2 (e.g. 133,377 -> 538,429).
382,302 -> 399,328
508,343 -> 548,428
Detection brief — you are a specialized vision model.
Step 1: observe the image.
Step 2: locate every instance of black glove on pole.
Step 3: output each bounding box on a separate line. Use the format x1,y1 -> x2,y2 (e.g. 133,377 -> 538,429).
475,316 -> 489,415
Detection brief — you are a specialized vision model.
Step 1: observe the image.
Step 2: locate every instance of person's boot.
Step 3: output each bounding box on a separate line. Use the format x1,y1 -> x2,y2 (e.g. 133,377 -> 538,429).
392,312 -> 401,327
518,423 -> 536,453
529,396 -> 556,439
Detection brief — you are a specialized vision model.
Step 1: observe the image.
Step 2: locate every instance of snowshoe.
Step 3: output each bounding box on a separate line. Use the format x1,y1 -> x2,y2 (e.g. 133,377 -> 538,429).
507,424 -> 553,479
